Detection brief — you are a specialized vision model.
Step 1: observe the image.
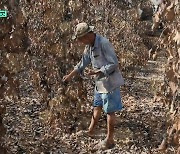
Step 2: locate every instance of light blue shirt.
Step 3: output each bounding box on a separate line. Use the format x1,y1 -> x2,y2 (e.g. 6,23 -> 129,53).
74,34 -> 124,93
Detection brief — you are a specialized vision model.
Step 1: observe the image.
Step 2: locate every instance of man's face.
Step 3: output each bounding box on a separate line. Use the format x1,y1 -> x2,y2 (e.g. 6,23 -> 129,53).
77,34 -> 90,45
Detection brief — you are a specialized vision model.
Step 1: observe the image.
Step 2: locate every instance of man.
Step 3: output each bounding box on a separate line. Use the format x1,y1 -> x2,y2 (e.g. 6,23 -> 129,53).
63,22 -> 124,149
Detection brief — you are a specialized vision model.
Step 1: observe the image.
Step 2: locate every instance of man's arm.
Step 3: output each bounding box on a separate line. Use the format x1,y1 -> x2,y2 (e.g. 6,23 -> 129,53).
99,39 -> 119,76
62,47 -> 91,82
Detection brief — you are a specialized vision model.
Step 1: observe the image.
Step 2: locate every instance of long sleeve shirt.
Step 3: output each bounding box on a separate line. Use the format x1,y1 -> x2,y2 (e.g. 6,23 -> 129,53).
74,34 -> 124,93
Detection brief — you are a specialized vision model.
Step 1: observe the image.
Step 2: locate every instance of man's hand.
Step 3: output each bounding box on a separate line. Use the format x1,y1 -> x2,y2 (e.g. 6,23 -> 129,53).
62,69 -> 78,83
62,74 -> 72,82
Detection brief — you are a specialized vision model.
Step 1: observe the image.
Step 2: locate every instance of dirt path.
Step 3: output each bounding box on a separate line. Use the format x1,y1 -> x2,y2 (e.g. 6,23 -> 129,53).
113,50 -> 168,154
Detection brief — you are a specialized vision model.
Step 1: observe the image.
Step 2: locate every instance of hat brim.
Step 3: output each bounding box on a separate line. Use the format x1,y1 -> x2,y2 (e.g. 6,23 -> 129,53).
72,26 -> 94,40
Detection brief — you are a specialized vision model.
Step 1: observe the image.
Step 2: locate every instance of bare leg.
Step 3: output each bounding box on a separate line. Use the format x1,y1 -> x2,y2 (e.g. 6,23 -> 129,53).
88,106 -> 102,135
106,112 -> 115,144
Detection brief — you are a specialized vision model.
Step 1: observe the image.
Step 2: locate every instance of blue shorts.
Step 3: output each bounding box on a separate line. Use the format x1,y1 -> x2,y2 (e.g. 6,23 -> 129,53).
93,87 -> 123,113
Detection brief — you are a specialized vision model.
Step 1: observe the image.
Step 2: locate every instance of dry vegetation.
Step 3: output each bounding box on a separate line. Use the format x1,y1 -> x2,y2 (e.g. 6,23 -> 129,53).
0,0 -> 179,153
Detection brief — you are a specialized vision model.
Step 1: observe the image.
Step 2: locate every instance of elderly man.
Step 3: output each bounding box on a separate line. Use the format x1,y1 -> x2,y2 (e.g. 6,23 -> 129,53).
63,22 -> 124,149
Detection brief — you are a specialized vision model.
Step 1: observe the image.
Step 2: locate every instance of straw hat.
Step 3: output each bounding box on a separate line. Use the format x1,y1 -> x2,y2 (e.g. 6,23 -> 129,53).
72,22 -> 94,40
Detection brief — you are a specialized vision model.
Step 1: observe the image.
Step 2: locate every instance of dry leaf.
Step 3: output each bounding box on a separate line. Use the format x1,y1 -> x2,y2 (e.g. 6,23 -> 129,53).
169,81 -> 178,94
173,30 -> 180,45
158,138 -> 168,151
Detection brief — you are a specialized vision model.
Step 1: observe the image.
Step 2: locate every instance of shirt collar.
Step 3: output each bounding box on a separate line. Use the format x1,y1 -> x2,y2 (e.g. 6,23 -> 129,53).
91,34 -> 99,50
